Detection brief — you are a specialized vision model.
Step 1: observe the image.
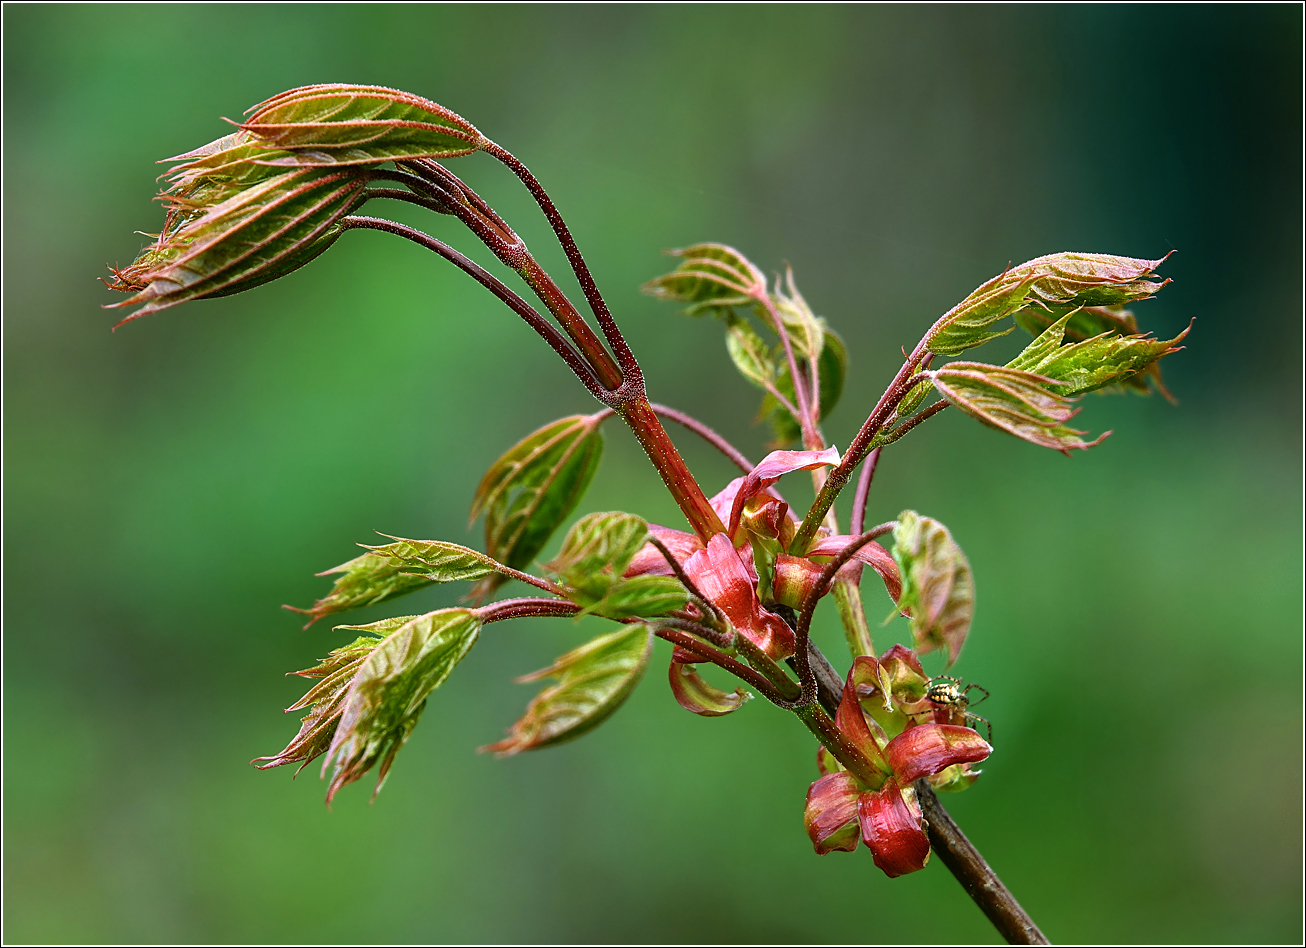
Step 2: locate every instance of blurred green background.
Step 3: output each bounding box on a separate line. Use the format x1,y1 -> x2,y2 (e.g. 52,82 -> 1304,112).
4,4 -> 1301,944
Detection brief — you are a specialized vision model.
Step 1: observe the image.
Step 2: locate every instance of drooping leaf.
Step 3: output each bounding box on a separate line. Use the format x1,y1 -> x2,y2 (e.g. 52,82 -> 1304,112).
641,243 -> 767,306
482,625 -> 653,756
470,414 -> 604,600
760,327 -> 847,445
684,534 -> 796,660
253,634 -> 384,775
107,167 -> 370,324
323,609 -> 482,802
926,252 -> 1171,357
891,511 -> 974,664
928,361 -> 1106,453
1007,314 -> 1191,397
858,778 -> 932,877
669,660 -> 750,716
240,84 -> 484,160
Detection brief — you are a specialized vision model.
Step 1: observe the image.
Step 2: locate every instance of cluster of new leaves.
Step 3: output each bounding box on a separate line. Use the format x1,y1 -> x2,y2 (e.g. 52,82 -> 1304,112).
261,413 -> 696,799
116,88 -> 1185,898
104,85 -> 488,324
643,245 -> 846,446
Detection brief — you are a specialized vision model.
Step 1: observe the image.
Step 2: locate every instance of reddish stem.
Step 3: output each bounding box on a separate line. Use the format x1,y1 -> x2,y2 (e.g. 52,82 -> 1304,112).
649,403 -> 754,473
618,397 -> 726,541
793,341 -> 929,552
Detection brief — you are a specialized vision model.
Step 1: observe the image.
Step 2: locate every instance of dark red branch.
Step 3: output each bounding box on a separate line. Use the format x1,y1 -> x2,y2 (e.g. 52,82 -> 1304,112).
477,597 -> 580,624
915,781 -> 1050,945
482,141 -> 639,376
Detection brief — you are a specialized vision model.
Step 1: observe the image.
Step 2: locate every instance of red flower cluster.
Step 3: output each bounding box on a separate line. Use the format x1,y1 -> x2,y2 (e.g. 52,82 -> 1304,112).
805,647 -> 991,876
624,447 -> 900,665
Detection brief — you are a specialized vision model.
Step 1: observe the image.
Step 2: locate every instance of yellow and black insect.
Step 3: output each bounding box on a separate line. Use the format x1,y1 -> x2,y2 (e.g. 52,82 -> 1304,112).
921,675 -> 991,743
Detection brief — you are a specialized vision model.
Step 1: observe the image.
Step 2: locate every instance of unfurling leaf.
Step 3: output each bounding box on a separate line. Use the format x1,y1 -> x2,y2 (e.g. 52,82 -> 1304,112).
773,268 -> 825,360
106,167 -> 369,324
290,552 -> 434,626
290,537 -> 524,626
669,660 -> 750,716
928,361 -> 1107,453
641,243 -> 767,307
583,574 -> 688,620
470,414 -> 604,600
926,252 -> 1171,357
482,625 -> 653,756
324,609 -> 482,802
253,634 -> 384,775
725,315 -> 779,389
545,512 -> 649,597
543,513 -> 687,618
1007,313 -> 1191,397
240,84 -> 485,162
363,536 -> 522,583
894,373 -> 934,420
891,511 -> 974,664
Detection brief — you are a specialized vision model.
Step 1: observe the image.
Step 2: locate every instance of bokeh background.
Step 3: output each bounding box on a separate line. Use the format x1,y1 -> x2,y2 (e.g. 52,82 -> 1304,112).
4,4 -> 1301,944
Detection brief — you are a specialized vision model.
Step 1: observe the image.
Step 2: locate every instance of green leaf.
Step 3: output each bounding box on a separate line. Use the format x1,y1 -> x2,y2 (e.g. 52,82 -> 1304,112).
891,511 -> 974,665
482,625 -> 654,756
759,328 -> 847,445
164,130 -> 301,191
470,414 -> 605,600
684,293 -> 754,318
1007,314 -> 1191,397
724,314 -> 779,389
335,616 -> 422,636
894,373 -> 934,420
584,574 -> 688,620
362,536 -> 522,583
291,551 -> 435,626
545,511 -> 649,600
641,243 -> 767,306
291,537 -> 525,625
253,634 -> 384,776
926,252 -> 1170,357
324,609 -> 482,801
241,84 -> 484,159
928,361 -> 1106,454
108,167 -> 370,325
